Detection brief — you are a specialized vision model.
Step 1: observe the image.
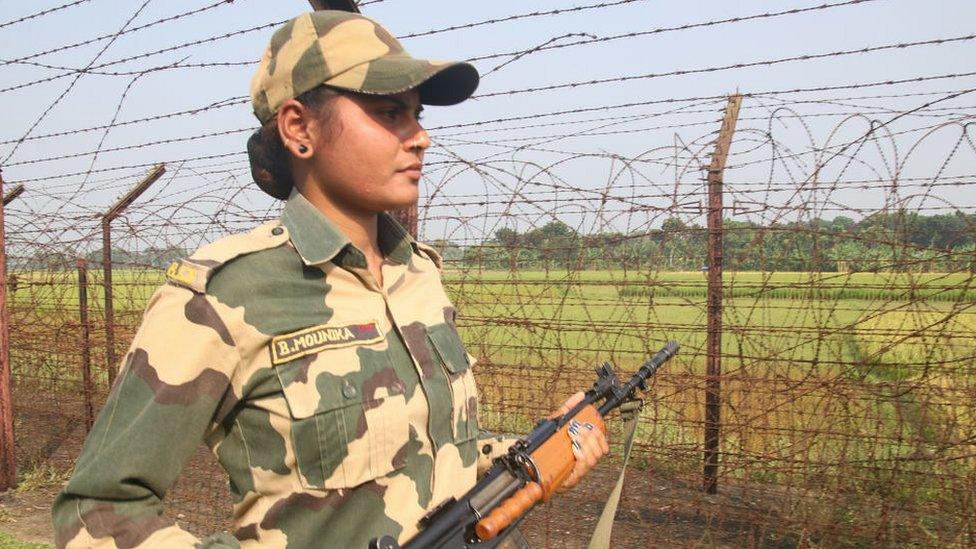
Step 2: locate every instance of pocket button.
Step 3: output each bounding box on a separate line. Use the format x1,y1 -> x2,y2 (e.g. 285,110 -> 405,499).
342,381 -> 358,399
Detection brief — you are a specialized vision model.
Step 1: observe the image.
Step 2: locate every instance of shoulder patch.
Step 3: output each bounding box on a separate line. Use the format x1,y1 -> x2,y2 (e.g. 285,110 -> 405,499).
414,241 -> 443,270
170,221 -> 290,292
165,259 -> 211,293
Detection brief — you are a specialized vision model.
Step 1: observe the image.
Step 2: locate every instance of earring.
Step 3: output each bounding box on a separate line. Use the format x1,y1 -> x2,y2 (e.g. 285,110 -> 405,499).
298,144 -> 308,154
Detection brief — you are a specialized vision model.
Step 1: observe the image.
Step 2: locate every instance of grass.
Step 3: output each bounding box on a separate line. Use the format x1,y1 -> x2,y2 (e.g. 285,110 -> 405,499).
0,466 -> 70,549
440,269 -> 976,539
14,464 -> 69,495
7,269 -> 163,313
0,532 -> 51,549
7,267 -> 975,543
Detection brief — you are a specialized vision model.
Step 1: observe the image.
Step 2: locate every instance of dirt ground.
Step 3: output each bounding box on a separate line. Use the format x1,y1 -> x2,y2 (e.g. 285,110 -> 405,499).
1,486 -> 60,546
0,459 -> 806,549
3,387 -> 819,547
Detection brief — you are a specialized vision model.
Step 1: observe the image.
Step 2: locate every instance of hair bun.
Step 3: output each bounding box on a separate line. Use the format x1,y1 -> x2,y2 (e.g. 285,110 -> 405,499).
247,129 -> 292,200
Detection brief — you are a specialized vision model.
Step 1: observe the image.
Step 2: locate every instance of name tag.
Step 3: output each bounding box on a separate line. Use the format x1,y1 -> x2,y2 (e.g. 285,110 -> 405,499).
270,321 -> 383,364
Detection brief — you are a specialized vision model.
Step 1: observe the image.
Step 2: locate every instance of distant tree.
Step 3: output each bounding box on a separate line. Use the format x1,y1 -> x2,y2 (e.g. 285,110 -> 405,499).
85,246 -> 187,269
723,219 -> 759,270
660,217 -> 689,270
492,228 -> 522,270
831,216 -> 855,232
427,239 -> 463,264
493,228 -> 520,248
457,212 -> 975,273
532,221 -> 580,271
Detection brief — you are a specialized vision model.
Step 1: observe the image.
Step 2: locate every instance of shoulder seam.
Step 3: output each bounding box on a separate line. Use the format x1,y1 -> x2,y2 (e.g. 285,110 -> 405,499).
414,241 -> 443,270
168,221 -> 290,292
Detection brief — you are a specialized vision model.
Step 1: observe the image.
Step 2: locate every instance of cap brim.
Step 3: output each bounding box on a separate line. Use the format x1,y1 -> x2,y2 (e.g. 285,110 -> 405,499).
326,56 -> 479,106
417,62 -> 480,105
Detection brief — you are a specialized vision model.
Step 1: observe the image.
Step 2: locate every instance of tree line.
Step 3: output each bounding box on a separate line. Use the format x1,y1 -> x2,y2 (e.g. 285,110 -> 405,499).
11,245 -> 186,270
436,211 -> 976,272
10,212 -> 975,273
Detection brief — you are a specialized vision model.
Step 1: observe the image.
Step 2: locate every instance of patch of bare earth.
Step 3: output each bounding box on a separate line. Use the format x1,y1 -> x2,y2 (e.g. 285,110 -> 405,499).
517,463 -> 808,549
0,486 -> 59,545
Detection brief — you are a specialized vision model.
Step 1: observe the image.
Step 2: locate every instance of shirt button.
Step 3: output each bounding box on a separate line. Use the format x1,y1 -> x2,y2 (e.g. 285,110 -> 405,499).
342,382 -> 357,399
271,227 -> 284,236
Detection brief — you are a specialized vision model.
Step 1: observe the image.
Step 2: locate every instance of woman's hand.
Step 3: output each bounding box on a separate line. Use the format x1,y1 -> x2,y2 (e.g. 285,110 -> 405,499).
551,391 -> 610,491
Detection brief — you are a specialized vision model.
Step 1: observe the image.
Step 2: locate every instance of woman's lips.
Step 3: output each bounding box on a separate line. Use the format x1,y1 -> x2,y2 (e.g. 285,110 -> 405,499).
399,164 -> 422,179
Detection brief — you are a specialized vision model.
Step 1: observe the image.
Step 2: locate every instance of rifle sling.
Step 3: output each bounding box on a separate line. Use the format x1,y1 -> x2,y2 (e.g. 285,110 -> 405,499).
586,400 -> 642,549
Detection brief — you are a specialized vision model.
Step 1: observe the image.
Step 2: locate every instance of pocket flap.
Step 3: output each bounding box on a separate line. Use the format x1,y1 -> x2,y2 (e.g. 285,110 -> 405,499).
273,356 -> 405,420
274,366 -> 352,419
427,323 -> 470,374
270,320 -> 391,418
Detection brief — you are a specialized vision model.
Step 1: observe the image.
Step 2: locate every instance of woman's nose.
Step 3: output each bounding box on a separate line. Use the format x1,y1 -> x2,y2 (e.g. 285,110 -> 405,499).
407,126 -> 430,153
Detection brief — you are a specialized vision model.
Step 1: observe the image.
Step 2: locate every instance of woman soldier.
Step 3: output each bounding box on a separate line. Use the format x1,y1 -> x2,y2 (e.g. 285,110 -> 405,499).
52,10 -> 607,548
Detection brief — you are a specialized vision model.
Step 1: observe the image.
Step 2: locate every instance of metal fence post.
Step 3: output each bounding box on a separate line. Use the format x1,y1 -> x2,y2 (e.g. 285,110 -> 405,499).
0,169 -> 16,491
391,206 -> 419,239
100,219 -> 115,387
2,184 -> 24,207
704,95 -> 742,495
308,1 -> 361,13
101,164 -> 165,387
77,258 -> 95,432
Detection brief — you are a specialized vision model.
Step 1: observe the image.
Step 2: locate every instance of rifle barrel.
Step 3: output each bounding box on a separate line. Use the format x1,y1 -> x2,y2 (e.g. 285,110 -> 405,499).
598,341 -> 678,415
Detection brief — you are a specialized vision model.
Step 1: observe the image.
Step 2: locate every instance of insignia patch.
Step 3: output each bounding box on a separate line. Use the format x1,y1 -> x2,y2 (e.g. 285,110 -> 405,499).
166,261 -> 199,287
271,321 -> 384,364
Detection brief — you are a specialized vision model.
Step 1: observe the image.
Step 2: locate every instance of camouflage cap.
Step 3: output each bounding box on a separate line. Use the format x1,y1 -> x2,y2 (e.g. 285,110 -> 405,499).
250,10 -> 479,123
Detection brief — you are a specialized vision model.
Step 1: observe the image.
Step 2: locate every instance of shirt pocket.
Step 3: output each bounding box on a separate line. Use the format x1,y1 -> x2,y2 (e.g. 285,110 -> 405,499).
426,324 -> 479,444
274,353 -> 409,490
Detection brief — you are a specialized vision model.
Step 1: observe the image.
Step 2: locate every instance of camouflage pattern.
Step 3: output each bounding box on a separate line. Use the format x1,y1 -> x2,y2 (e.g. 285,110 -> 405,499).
52,191 -> 514,548
249,11 -> 479,124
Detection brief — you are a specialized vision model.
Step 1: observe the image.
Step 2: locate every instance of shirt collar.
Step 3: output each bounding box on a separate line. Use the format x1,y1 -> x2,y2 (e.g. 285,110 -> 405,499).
281,191 -> 349,265
281,190 -> 417,266
377,211 -> 417,265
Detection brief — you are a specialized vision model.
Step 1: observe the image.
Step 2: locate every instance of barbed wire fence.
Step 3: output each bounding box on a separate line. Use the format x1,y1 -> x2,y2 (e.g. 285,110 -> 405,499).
0,0 -> 974,546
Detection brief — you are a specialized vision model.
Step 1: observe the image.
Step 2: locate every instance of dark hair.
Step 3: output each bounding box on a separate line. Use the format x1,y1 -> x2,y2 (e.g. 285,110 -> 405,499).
247,85 -> 343,199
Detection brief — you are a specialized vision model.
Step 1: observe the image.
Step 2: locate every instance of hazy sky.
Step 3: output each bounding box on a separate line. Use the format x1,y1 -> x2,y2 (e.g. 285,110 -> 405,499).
0,0 -> 973,250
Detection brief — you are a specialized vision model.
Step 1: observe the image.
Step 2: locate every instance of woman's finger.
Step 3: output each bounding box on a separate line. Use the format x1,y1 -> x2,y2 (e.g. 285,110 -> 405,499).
560,421 -> 609,492
552,391 -> 586,418
576,430 -> 601,470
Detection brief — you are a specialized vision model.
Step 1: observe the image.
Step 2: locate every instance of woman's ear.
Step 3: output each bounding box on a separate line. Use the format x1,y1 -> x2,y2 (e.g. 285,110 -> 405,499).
277,99 -> 314,158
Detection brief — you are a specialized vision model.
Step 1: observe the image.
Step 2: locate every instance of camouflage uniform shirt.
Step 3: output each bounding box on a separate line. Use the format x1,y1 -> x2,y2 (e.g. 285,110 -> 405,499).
53,192 -> 511,548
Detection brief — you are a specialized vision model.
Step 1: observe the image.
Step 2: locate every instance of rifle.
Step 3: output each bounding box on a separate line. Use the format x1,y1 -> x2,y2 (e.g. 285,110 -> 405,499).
369,341 -> 679,549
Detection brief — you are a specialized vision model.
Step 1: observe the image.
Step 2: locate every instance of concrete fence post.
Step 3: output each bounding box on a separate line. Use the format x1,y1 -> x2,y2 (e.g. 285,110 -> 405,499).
703,95 -> 742,495
0,169 -> 16,491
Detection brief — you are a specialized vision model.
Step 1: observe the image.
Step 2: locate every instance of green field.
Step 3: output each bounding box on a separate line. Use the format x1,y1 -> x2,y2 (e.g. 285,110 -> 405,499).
442,269 -> 975,366
439,269 -> 976,541
10,269 -> 976,310
7,268 -> 976,542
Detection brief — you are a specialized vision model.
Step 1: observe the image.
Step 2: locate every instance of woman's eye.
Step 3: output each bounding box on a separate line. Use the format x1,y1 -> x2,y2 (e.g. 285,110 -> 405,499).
381,108 -> 400,120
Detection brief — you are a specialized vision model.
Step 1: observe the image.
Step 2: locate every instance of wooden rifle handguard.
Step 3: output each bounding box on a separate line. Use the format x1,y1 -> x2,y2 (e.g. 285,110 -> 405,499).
474,405 -> 607,541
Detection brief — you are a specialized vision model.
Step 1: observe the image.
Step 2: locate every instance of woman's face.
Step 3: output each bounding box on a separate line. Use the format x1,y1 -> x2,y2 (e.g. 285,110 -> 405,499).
307,89 -> 428,216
